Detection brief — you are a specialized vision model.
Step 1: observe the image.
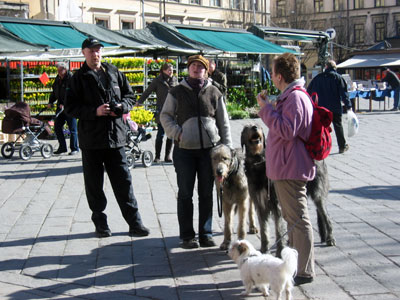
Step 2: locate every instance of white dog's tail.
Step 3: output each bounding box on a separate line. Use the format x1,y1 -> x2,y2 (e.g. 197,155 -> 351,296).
281,247 -> 298,277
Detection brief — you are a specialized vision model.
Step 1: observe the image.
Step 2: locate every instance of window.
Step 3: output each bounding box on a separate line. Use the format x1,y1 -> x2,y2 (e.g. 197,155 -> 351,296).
375,0 -> 384,7
334,0 -> 344,10
121,20 -> 134,30
354,24 -> 364,43
277,0 -> 286,17
354,0 -> 364,8
397,0 -> 400,5
314,0 -> 323,12
375,22 -> 385,42
396,21 -> 400,36
190,0 -> 200,4
210,0 -> 221,7
297,0 -> 305,14
95,17 -> 109,28
250,0 -> 259,11
230,0 -> 240,9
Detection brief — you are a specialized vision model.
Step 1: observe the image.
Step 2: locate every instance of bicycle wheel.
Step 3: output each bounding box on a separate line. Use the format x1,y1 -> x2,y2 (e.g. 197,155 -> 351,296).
126,152 -> 135,169
19,145 -> 33,160
41,143 -> 53,158
1,142 -> 15,158
142,150 -> 153,168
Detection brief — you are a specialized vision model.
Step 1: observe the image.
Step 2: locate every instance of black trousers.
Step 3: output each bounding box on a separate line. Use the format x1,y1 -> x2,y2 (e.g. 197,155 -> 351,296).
81,147 -> 143,228
332,113 -> 347,150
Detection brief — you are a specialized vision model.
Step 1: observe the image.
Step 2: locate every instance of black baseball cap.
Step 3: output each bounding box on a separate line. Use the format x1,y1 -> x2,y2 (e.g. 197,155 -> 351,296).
81,37 -> 104,49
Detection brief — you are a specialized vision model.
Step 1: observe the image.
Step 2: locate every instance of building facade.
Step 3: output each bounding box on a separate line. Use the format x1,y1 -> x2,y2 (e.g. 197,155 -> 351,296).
270,0 -> 400,65
2,0 -> 272,30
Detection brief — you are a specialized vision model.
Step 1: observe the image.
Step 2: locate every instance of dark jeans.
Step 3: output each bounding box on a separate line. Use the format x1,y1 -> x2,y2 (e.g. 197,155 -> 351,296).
332,113 -> 346,150
393,86 -> 400,108
54,110 -> 78,152
81,147 -> 143,228
156,122 -> 166,145
173,146 -> 214,240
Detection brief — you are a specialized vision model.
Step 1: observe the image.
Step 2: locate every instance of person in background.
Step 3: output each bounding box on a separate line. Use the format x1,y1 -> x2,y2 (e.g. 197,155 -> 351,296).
208,59 -> 227,97
257,53 -> 316,286
137,63 -> 178,163
65,37 -> 149,238
307,60 -> 352,154
48,62 -> 79,155
382,67 -> 400,111
160,55 -> 232,249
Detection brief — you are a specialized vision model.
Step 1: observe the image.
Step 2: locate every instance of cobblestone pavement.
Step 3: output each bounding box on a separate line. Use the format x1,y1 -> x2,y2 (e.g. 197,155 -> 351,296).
0,100 -> 399,300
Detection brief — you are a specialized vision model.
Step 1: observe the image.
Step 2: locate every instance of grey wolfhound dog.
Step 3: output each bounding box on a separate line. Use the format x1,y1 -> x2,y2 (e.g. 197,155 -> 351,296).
241,124 -> 336,255
210,144 -> 258,250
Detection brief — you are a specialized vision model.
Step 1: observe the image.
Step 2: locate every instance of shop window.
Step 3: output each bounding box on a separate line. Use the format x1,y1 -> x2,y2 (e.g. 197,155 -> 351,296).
374,0 -> 384,7
375,22 -> 385,42
354,24 -> 364,44
314,0 -> 323,12
354,0 -> 364,8
397,21 -> 400,36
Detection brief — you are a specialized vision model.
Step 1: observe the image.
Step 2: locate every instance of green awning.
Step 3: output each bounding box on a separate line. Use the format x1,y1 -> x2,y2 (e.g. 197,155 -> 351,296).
0,21 -> 116,49
177,27 -> 294,54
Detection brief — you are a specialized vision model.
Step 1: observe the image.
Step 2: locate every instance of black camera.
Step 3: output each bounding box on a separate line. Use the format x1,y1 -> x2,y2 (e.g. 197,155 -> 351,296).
108,99 -> 119,112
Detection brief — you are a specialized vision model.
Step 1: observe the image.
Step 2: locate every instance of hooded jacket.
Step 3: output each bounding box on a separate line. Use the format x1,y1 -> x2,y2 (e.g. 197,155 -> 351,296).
160,78 -> 232,149
64,62 -> 135,149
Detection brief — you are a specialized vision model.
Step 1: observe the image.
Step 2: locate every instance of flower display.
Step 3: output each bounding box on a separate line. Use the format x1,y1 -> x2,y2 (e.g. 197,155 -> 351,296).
130,107 -> 154,125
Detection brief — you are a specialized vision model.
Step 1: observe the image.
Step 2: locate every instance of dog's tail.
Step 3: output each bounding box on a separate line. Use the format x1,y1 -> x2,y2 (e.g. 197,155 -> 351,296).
281,247 -> 298,278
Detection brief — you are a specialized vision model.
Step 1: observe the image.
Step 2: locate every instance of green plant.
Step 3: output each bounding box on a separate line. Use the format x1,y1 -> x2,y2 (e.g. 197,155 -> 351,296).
227,86 -> 248,109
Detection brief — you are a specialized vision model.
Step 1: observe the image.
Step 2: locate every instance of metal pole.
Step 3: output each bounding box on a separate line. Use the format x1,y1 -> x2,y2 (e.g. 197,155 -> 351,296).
141,0 -> 145,29
163,0 -> 166,21
253,0 -> 256,25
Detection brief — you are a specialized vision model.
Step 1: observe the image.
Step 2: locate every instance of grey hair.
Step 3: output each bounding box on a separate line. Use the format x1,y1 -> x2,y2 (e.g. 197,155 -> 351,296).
56,61 -> 69,70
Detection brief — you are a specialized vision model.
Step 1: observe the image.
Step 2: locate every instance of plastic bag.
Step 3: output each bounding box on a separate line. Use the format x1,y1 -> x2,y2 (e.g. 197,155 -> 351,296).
347,109 -> 359,137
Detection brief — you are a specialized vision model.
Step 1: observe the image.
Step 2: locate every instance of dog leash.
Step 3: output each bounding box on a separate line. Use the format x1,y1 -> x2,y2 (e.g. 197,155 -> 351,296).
267,215 -> 305,253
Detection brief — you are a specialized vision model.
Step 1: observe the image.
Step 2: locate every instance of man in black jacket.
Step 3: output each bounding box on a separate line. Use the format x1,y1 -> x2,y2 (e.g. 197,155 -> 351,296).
48,62 -> 79,155
65,37 -> 149,238
382,67 -> 400,111
307,60 -> 352,154
208,59 -> 227,98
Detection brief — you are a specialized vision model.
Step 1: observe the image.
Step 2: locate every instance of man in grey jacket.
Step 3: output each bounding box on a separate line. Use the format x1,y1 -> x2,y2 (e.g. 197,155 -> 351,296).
160,55 -> 232,249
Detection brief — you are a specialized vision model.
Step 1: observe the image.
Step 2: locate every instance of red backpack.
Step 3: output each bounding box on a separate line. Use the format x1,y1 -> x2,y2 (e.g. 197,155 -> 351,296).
293,87 -> 333,161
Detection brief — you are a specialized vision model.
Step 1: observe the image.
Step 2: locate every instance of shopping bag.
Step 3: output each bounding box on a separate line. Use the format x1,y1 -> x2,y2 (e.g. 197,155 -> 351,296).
347,109 -> 359,137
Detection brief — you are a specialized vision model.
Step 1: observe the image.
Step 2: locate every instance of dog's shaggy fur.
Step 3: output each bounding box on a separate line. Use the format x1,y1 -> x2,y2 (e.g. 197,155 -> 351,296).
241,124 -> 336,253
210,144 -> 257,250
228,239 -> 298,299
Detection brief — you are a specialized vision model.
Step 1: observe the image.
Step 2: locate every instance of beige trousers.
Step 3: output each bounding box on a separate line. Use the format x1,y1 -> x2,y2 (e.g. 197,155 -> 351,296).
274,179 -> 315,278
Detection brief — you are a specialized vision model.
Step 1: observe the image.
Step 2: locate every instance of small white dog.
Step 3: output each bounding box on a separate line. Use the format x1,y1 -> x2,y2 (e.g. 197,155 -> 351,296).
228,240 -> 298,300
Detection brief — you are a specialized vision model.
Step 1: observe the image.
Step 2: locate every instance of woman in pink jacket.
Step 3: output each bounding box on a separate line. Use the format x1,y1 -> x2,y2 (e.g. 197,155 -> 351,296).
257,53 -> 316,285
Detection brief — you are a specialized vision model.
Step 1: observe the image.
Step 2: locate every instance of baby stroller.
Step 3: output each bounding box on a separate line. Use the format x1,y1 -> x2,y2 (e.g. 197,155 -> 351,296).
1,102 -> 57,160
124,114 -> 153,169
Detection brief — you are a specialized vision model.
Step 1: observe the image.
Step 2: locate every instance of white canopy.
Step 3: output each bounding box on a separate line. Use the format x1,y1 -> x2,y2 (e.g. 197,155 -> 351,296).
337,53 -> 400,69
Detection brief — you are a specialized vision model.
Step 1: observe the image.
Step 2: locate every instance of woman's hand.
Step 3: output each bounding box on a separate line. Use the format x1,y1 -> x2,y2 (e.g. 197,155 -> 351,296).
256,92 -> 267,108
